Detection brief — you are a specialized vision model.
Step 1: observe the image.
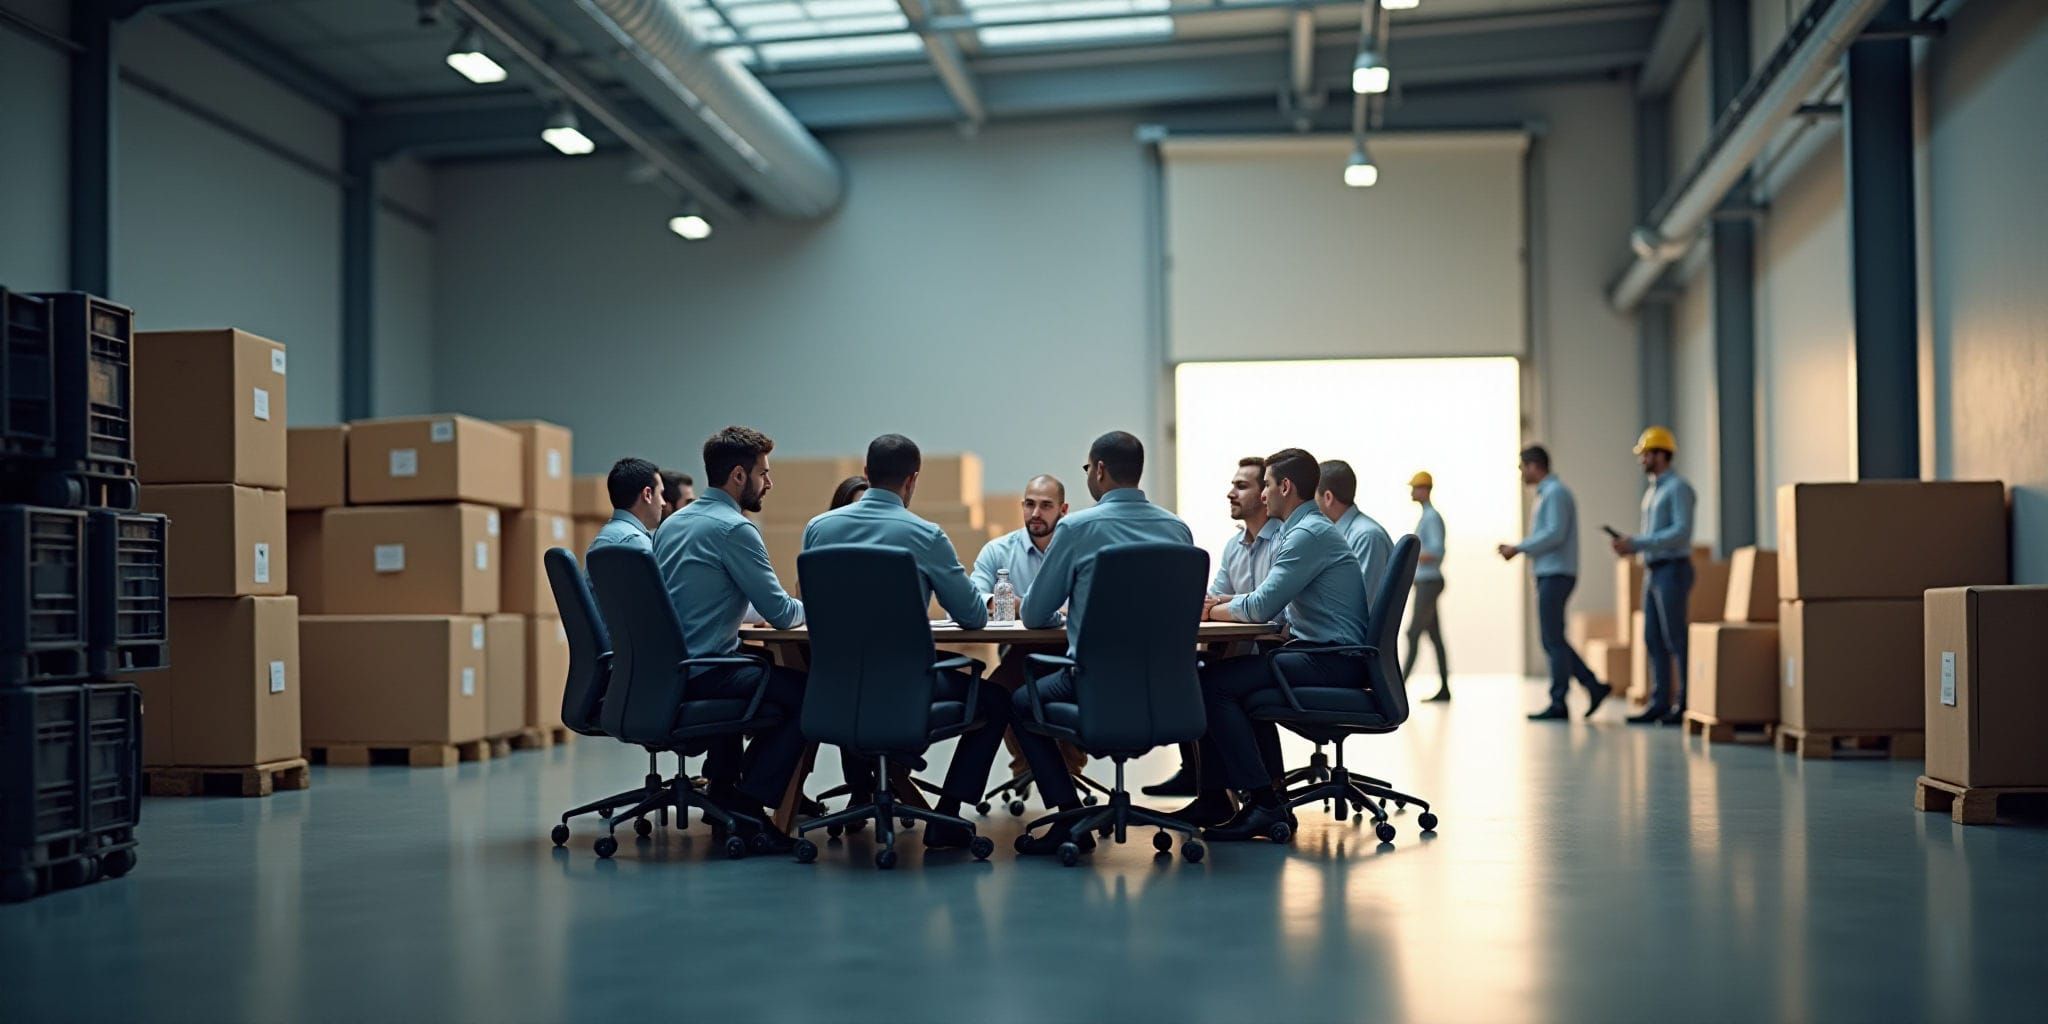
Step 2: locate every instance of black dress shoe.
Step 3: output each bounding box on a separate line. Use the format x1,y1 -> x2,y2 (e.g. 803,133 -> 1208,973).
1169,793 -> 1239,828
1142,765 -> 1200,797
1660,708 -> 1686,726
1016,827 -> 1096,857
1423,687 -> 1452,703
1583,682 -> 1612,718
1202,802 -> 1295,842
1627,707 -> 1669,725
922,822 -> 975,850
1526,705 -> 1569,721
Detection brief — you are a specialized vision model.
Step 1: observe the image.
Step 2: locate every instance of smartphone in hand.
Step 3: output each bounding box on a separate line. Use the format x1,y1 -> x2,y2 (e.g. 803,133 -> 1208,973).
1600,524 -> 1623,540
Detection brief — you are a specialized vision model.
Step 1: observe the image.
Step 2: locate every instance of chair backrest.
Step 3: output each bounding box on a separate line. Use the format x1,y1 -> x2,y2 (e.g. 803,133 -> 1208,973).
1368,534 -> 1422,726
797,544 -> 941,754
584,545 -> 692,746
1069,542 -> 1210,753
544,547 -> 611,735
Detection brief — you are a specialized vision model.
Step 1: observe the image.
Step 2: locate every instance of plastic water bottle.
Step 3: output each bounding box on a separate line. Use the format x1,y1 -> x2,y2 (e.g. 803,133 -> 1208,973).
991,569 -> 1018,623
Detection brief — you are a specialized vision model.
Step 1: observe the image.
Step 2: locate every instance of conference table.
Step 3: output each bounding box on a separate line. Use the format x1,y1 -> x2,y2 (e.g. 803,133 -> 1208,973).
740,620 -> 1284,831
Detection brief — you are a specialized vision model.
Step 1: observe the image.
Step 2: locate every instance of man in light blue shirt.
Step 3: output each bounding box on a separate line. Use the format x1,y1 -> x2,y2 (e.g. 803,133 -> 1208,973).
651,426 -> 808,848
586,457 -> 664,557
1196,449 -> 1372,842
801,434 -> 1011,850
1013,431 -> 1193,857
1314,460 -> 1394,614
1404,471 -> 1451,701
1498,445 -> 1610,721
974,475 -> 1087,789
1609,426 -> 1698,725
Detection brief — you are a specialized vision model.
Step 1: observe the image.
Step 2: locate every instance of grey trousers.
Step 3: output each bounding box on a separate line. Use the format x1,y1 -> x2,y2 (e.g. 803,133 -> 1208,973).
1402,578 -> 1448,687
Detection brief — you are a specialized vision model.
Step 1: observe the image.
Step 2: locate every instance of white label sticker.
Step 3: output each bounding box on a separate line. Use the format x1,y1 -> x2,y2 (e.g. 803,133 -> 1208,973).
472,624 -> 486,651
389,448 -> 419,478
430,420 -> 455,443
252,387 -> 271,422
1785,656 -> 1797,689
1941,651 -> 1957,707
461,667 -> 476,697
268,660 -> 286,694
486,512 -> 499,536
551,517 -> 567,541
547,449 -> 563,478
475,541 -> 489,571
252,543 -> 271,584
374,544 -> 406,573
271,349 -> 287,375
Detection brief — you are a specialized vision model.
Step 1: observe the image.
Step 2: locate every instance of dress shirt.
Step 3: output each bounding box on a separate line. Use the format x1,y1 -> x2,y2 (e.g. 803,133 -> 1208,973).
1224,503 -> 1370,648
1332,506 -> 1395,603
1210,517 -> 1281,597
1633,471 -> 1698,564
972,527 -> 1050,608
803,488 -> 986,628
1414,504 -> 1446,583
1515,475 -> 1581,579
587,509 -> 652,556
652,488 -> 803,660
1022,488 -> 1193,652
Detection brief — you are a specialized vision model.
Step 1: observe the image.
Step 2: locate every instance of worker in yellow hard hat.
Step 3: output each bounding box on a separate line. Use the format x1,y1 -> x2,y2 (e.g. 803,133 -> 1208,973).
1612,425 -> 1698,725
1404,470 -> 1450,701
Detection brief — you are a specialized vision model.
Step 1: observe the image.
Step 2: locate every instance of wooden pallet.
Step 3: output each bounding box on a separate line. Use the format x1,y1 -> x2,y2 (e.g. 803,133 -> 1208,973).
1682,711 -> 1775,746
1915,775 -> 2048,825
508,725 -> 575,751
1775,725 -> 1924,760
309,739 -> 491,768
145,758 -> 310,798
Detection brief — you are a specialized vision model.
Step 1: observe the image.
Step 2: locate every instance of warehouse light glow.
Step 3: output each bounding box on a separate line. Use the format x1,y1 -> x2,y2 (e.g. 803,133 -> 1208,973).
445,28 -> 506,84
668,213 -> 713,241
541,106 -> 595,156
1352,51 -> 1390,95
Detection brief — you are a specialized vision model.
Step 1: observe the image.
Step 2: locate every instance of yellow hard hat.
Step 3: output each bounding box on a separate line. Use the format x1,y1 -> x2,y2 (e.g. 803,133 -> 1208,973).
1634,426 -> 1678,455
1409,471 -> 1434,488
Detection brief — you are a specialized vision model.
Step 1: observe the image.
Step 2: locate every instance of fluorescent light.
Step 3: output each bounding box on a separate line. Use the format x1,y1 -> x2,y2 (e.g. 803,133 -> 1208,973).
668,212 -> 712,241
1344,145 -> 1379,188
541,105 -> 594,156
1352,51 -> 1390,94
1382,0 -> 1420,9
445,29 -> 506,84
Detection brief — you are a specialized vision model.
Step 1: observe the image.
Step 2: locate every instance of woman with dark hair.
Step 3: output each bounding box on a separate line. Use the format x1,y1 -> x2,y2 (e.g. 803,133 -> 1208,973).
829,475 -> 869,510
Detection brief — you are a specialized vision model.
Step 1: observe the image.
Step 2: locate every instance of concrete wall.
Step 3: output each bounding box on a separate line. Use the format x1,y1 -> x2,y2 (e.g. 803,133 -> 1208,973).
1672,258 -> 1719,546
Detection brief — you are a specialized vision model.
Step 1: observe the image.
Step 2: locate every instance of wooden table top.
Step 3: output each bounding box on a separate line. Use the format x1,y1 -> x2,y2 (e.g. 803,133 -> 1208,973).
740,620 -> 1280,645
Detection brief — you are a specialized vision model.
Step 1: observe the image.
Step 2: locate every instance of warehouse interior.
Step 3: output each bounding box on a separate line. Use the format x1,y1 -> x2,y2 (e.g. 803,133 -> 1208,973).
2,0 -> 2046,1020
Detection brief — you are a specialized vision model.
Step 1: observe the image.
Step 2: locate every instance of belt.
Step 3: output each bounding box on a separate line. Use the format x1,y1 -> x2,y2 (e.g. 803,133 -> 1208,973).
1647,556 -> 1688,570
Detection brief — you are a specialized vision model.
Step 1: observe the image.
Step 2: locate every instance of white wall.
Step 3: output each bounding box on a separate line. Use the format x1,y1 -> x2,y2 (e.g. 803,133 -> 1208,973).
0,0 -> 71,290
1672,259 -> 1719,547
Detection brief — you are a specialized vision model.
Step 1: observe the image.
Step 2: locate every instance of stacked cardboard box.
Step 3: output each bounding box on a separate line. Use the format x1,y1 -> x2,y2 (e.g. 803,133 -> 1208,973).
571,473 -> 609,559
131,329 -> 299,769
1778,482 -> 2008,737
1567,611 -> 1615,654
1687,547 -> 1781,724
496,420 -> 571,736
1923,586 -> 2048,791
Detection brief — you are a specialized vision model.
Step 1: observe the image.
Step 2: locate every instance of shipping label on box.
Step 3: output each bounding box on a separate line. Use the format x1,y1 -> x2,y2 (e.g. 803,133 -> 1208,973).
1924,586 -> 2048,788
495,420 -> 574,513
347,415 -> 522,507
321,504 -> 501,615
140,483 -> 288,597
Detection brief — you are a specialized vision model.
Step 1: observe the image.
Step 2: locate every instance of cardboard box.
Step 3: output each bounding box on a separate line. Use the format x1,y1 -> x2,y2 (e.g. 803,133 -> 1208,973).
1585,639 -> 1630,695
916,453 -> 984,506
1724,547 -> 1779,623
527,614 -> 568,731
346,414 -> 522,508
484,614 -> 526,739
300,615 -> 487,745
1779,599 -> 1924,732
1688,553 -> 1729,625
1688,622 -> 1780,723
574,519 -> 603,560
319,503 -> 501,615
1778,482 -> 2008,600
759,457 -> 862,522
572,475 -> 611,520
1568,611 -> 1617,653
286,511 -> 326,614
1614,558 -> 1644,638
1628,611 -> 1652,703
1924,586 -> 2048,788
760,523 -> 805,596
140,483 -> 287,597
134,329 -> 288,488
129,597 -> 300,766
922,501 -> 986,534
982,493 -> 1023,532
497,420 -> 573,513
504,510 -> 574,615
287,425 -> 347,510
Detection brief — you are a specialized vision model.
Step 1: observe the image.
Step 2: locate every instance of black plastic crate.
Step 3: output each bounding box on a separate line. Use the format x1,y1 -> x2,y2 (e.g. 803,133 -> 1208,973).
84,683 -> 141,839
0,288 -> 57,462
8,292 -> 139,511
0,683 -> 140,902
0,505 -> 88,686
87,511 -> 169,675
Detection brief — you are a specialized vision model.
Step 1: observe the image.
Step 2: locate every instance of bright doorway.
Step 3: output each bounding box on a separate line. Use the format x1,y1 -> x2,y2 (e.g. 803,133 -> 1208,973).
1173,357 -> 1526,676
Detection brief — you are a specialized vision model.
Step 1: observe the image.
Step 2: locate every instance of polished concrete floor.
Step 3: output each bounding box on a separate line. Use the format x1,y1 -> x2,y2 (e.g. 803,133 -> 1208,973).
4,675 -> 2046,1023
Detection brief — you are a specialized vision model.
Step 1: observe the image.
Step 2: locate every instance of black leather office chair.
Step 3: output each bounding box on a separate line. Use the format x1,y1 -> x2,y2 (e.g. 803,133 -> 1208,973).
1015,542 -> 1211,867
1252,534 -> 1439,844
790,545 -> 996,868
584,545 -> 785,860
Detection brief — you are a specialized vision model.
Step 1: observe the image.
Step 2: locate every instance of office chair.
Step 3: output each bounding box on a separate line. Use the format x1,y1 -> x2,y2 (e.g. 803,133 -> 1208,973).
542,547 -> 669,848
790,545 -> 996,868
583,545 -> 785,860
1251,535 -> 1439,844
1014,542 -> 1212,867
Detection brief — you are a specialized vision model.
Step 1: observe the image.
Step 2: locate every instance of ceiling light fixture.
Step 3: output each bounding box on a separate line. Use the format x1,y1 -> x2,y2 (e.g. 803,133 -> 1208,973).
668,206 -> 713,241
1352,50 -> 1390,95
445,27 -> 507,84
1382,0 -> 1419,10
1344,143 -> 1379,188
541,104 -> 596,156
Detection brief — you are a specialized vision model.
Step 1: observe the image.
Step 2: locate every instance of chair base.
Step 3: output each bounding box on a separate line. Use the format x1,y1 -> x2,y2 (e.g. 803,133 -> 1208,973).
1020,759 -> 1207,864
981,767 -> 1113,814
795,755 -> 992,867
1278,745 -> 1435,842
552,753 -> 674,848
586,771 -> 767,860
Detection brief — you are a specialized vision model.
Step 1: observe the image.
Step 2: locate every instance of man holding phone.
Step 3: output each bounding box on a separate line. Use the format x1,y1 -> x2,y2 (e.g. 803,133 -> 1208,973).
1497,445 -> 1611,720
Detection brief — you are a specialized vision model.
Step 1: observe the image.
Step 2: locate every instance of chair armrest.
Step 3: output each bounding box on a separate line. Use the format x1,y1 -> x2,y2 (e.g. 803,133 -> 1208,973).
1303,644 -> 1380,659
679,656 -> 776,720
1019,653 -> 1077,726
1026,653 -> 1076,671
932,654 -> 983,675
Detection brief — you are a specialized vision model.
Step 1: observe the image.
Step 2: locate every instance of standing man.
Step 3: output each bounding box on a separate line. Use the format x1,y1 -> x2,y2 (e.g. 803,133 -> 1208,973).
588,457 -> 664,555
1405,471 -> 1451,702
1315,460 -> 1395,609
1012,431 -> 1194,858
652,426 -> 809,850
1145,457 -> 1279,799
974,475 -> 1087,793
802,433 -> 1013,849
1193,450 -> 1371,841
1498,446 -> 1611,721
659,470 -> 695,519
1610,426 -> 1696,725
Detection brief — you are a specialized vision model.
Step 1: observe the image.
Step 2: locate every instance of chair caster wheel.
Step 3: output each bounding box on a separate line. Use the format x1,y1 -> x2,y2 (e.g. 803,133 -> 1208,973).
1152,831 -> 1173,853
101,849 -> 136,878
1008,800 -> 1026,816
748,832 -> 777,855
1181,840 -> 1205,864
1057,842 -> 1080,867
969,835 -> 994,861
1375,821 -> 1396,843
794,839 -> 818,864
899,817 -> 915,831
551,823 -> 570,847
976,801 -> 992,815
1418,812 -> 1439,832
1083,794 -> 1098,806
594,835 -> 619,859
1013,833 -> 1033,854
875,847 -> 898,870
1269,821 -> 1293,844
634,817 -> 654,838
722,836 -> 747,860
826,825 -> 844,839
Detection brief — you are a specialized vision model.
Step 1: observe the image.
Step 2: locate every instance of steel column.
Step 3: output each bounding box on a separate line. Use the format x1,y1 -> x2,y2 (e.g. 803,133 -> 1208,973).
1708,0 -> 1757,553
341,124 -> 378,422
1845,0 -> 1919,479
69,0 -> 117,295
1634,98 -> 1674,429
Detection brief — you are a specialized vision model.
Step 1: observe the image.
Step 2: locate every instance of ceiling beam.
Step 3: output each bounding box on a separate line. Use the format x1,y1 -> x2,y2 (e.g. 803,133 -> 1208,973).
897,0 -> 985,125
1637,0 -> 1703,97
168,10 -> 361,116
112,0 -> 289,17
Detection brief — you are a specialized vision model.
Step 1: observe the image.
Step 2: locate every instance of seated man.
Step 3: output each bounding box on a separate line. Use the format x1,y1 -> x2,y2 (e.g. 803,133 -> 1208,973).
973,475 -> 1088,790
802,434 -> 1011,850
651,426 -> 809,850
1190,449 -> 1371,841
659,469 -> 696,520
587,457 -> 664,556
1012,431 -> 1194,857
1315,459 -> 1395,610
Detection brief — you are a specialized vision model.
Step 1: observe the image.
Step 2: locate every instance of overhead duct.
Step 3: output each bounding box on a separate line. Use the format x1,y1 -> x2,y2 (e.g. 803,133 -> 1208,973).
549,0 -> 845,218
